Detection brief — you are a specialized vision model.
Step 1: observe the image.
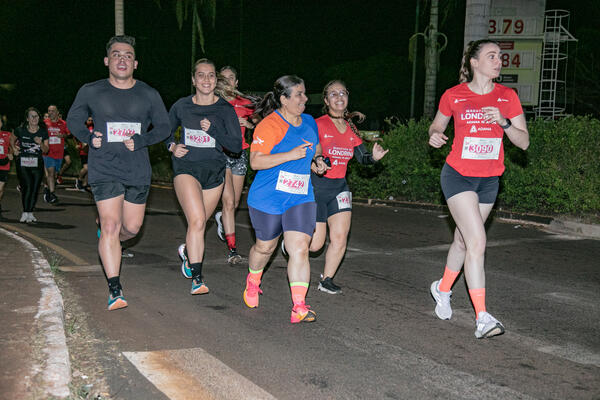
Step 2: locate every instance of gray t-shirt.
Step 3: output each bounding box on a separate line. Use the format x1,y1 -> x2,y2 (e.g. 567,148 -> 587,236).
66,79 -> 170,185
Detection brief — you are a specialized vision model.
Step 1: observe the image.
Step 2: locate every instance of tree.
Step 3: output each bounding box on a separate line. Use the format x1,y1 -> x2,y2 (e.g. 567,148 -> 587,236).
422,0 -> 448,118
174,0 -> 216,76
115,0 -> 125,35
463,0 -> 490,48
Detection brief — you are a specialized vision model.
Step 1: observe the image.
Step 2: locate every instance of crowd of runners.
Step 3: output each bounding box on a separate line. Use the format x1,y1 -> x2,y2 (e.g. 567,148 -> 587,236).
0,36 -> 528,338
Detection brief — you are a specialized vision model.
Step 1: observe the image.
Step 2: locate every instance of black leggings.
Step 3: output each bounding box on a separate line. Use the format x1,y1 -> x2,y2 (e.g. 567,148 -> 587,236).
18,165 -> 44,212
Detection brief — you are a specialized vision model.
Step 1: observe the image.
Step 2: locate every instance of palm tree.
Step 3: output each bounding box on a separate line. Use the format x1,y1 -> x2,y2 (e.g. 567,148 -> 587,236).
422,0 -> 447,118
463,0 -> 491,49
115,0 -> 125,35
174,0 -> 216,76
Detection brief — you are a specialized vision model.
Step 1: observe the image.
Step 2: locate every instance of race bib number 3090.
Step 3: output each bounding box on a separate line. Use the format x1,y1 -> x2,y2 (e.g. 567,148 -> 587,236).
461,137 -> 502,160
107,122 -> 141,143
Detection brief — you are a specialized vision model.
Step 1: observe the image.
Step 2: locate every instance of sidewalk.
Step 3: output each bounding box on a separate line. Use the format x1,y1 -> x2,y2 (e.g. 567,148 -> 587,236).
0,226 -> 70,399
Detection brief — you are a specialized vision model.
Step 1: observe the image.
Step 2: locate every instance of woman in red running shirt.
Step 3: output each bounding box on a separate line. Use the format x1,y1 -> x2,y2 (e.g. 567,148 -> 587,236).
308,80 -> 388,294
213,66 -> 256,264
0,116 -> 13,214
428,39 -> 529,339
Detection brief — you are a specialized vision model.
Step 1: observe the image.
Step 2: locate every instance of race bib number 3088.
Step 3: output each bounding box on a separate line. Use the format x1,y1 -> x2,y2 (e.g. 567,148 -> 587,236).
461,137 -> 502,160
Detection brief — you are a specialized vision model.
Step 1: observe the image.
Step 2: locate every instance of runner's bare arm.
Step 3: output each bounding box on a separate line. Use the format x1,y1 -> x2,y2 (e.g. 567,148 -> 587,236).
428,111 -> 451,148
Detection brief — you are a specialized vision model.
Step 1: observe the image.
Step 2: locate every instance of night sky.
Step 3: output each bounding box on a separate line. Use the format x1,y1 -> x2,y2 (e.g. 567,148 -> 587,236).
0,0 -> 597,130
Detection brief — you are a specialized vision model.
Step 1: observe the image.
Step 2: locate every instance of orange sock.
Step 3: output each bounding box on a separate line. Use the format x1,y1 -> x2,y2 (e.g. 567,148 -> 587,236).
469,288 -> 486,317
248,267 -> 263,285
439,266 -> 460,292
290,282 -> 309,305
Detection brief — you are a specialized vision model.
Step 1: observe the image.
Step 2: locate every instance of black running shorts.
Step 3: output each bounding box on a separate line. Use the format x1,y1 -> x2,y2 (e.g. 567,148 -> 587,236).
172,158 -> 225,190
440,163 -> 499,204
312,174 -> 352,223
90,182 -> 150,204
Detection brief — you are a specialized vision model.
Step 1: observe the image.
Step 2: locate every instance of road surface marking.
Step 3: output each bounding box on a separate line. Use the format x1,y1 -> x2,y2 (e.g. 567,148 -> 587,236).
0,227 -> 71,398
123,348 -> 277,400
329,328 -> 535,400
451,309 -> 600,367
0,222 -> 89,266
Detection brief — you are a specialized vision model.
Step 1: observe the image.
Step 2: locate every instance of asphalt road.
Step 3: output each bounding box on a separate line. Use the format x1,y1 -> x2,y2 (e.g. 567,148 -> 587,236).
1,176 -> 599,399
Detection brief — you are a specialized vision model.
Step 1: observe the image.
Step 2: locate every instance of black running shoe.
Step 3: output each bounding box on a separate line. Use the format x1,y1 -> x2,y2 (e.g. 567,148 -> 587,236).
48,192 -> 59,204
318,277 -> 342,294
227,248 -> 244,265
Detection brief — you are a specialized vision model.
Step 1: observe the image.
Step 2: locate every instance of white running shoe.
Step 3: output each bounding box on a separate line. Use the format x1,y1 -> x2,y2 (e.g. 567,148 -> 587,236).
20,212 -> 28,222
430,280 -> 452,320
474,311 -> 505,339
27,213 -> 37,222
214,211 -> 225,242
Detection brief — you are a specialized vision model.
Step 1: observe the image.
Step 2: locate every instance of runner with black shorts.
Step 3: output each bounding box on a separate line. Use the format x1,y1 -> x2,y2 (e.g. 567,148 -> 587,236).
428,39 -> 529,338
308,80 -> 388,294
12,107 -> 49,223
167,58 -> 242,295
66,35 -> 170,311
243,75 -> 328,324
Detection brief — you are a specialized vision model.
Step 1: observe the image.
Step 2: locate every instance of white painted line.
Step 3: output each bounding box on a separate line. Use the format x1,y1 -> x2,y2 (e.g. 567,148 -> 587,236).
124,348 -> 277,400
538,291 -> 596,310
0,227 -> 71,398
330,329 -> 535,400
451,309 -> 600,367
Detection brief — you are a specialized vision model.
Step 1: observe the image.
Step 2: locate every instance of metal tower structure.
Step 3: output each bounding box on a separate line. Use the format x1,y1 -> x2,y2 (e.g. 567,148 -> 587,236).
535,9 -> 577,119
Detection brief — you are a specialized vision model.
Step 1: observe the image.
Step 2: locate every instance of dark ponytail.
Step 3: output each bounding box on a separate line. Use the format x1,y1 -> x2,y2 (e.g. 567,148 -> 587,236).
459,39 -> 500,83
251,75 -> 304,123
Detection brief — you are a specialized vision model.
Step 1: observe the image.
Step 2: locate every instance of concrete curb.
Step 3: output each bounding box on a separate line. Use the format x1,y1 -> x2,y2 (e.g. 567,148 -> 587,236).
0,228 -> 71,398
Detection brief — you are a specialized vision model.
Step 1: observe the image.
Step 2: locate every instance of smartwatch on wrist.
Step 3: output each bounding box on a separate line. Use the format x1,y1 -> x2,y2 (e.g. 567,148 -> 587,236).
499,119 -> 512,130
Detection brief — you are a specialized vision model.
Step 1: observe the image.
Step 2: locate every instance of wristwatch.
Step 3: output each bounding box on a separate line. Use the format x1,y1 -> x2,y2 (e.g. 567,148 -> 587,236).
499,119 -> 512,130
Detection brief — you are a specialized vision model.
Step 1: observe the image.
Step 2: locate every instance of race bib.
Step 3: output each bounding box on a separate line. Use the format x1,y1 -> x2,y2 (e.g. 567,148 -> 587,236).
184,128 -> 216,148
106,122 -> 141,143
49,136 -> 61,145
336,191 -> 352,209
21,157 -> 38,167
461,137 -> 501,160
275,170 -> 309,195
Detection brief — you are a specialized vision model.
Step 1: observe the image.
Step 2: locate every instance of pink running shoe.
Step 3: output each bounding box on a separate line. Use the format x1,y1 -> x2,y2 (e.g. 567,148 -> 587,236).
290,303 -> 316,324
243,274 -> 262,308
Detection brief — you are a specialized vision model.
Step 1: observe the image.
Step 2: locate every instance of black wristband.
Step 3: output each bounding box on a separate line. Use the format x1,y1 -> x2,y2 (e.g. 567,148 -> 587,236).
499,119 -> 512,130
